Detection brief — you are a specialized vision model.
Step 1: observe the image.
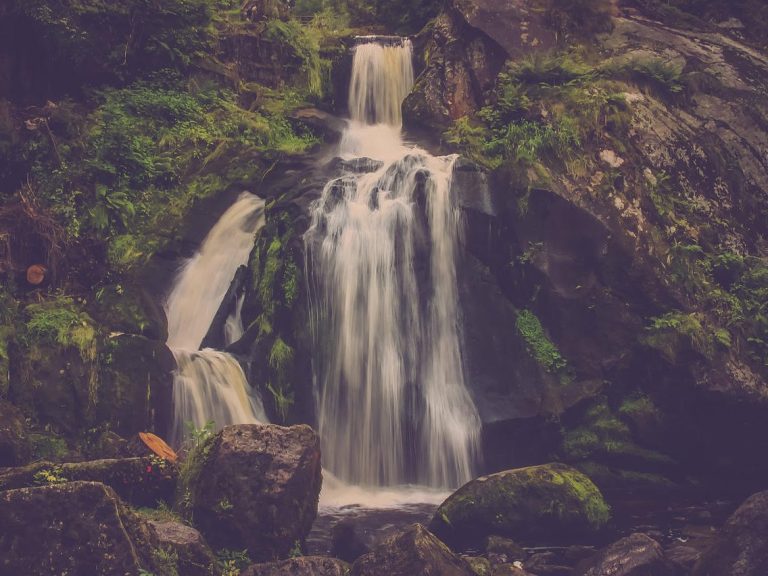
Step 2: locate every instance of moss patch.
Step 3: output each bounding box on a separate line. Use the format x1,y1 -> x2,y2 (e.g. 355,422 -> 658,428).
430,462 -> 610,546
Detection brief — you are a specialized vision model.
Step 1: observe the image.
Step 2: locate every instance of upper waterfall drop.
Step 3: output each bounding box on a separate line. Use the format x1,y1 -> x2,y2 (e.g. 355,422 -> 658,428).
166,193 -> 268,446
348,37 -> 414,127
305,38 -> 481,490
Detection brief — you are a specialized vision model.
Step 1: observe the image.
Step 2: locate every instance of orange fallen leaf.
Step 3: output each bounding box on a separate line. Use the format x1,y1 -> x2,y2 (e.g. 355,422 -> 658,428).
139,432 -> 178,463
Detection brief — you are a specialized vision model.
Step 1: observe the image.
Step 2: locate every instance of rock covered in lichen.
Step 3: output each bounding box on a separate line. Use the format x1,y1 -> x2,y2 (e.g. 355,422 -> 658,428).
189,424 -> 322,562
0,481 -> 159,575
430,463 -> 610,547
0,456 -> 177,507
148,520 -> 217,576
351,523 -> 474,576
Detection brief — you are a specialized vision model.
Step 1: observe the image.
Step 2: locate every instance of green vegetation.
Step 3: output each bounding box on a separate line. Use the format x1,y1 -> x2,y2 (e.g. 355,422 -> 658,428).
175,421 -> 216,521
11,0 -> 215,82
216,549 -> 251,576
515,310 -> 569,378
32,465 -> 68,485
562,401 -> 675,468
246,211 -> 303,422
25,295 -> 97,359
444,51 -> 632,177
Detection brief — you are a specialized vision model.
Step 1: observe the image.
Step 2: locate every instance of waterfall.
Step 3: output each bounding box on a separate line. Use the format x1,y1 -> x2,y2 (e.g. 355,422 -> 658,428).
166,193 -> 268,446
305,38 -> 481,489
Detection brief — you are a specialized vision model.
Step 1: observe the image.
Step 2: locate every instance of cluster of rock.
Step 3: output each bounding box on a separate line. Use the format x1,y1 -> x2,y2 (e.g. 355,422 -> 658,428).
0,423 -> 322,575
2,435 -> 767,576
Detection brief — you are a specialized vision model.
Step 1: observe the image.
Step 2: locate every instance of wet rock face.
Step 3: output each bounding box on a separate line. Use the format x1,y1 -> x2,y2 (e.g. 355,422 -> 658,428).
351,523 -> 475,576
243,556 -> 351,576
452,0 -> 556,57
0,400 -> 29,467
575,533 -> 674,576
0,481 -> 157,575
693,490 -> 768,576
430,463 -> 610,548
191,424 -> 322,562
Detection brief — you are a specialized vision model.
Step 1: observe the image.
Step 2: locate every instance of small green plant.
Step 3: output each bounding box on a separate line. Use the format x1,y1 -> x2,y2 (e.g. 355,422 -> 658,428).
217,549 -> 251,576
218,497 -> 234,512
175,421 -> 216,520
289,540 -> 304,558
33,466 -> 68,485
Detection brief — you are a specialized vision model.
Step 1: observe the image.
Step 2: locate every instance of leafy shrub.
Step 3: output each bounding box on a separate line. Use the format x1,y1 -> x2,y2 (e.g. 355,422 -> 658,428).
516,309 -> 569,374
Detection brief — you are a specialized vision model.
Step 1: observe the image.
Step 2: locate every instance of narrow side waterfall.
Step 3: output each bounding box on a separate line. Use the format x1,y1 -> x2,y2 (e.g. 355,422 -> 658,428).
166,193 -> 268,445
305,38 -> 481,490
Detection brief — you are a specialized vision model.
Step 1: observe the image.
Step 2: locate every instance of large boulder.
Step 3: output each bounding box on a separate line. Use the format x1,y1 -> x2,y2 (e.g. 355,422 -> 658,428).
148,520 -> 217,576
693,490 -> 768,576
0,456 -> 177,507
351,524 -> 474,576
0,481 -> 159,575
0,400 -> 29,467
430,463 -> 610,547
190,424 -> 322,562
575,533 -> 674,576
242,556 -> 351,576
403,7 -> 506,130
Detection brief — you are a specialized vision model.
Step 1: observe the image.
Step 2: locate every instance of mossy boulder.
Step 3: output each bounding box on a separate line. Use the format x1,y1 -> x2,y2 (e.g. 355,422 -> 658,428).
430,463 -> 610,547
0,457 -> 177,507
190,424 -> 322,562
0,481 -> 161,575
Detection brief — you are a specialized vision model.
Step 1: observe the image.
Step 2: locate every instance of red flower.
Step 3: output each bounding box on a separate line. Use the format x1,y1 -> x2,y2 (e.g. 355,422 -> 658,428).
146,465 -> 152,473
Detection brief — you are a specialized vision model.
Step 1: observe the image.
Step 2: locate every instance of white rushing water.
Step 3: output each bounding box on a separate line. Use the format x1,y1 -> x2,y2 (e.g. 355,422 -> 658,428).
166,193 -> 268,446
306,38 -> 481,493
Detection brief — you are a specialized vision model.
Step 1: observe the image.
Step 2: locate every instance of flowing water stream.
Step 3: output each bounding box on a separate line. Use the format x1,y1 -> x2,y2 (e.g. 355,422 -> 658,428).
305,37 -> 481,494
166,193 -> 269,446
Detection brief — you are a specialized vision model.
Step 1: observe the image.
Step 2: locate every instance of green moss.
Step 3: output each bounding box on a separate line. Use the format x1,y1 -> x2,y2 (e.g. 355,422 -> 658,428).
433,463 -> 610,544
515,310 -> 568,374
619,394 -> 657,418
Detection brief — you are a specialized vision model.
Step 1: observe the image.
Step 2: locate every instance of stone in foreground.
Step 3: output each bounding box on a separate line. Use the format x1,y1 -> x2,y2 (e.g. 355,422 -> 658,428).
148,520 -> 216,576
0,481 -> 157,575
430,463 -> 610,547
191,424 -> 322,562
693,490 -> 768,576
242,556 -> 351,575
351,523 -> 474,576
575,533 -> 673,576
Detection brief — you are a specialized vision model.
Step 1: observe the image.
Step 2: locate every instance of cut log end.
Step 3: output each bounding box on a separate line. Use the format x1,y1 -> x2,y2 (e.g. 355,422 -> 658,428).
26,264 -> 47,286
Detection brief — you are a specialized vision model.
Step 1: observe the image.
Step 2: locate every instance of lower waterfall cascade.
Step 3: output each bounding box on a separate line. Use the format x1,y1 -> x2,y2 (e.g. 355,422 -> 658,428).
305,37 -> 481,490
165,193 -> 269,446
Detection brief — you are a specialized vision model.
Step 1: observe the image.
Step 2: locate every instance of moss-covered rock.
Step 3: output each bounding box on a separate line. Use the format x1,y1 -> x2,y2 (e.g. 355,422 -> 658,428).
189,424 -> 322,562
430,463 -> 610,547
0,481 -> 163,575
0,456 -> 177,507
